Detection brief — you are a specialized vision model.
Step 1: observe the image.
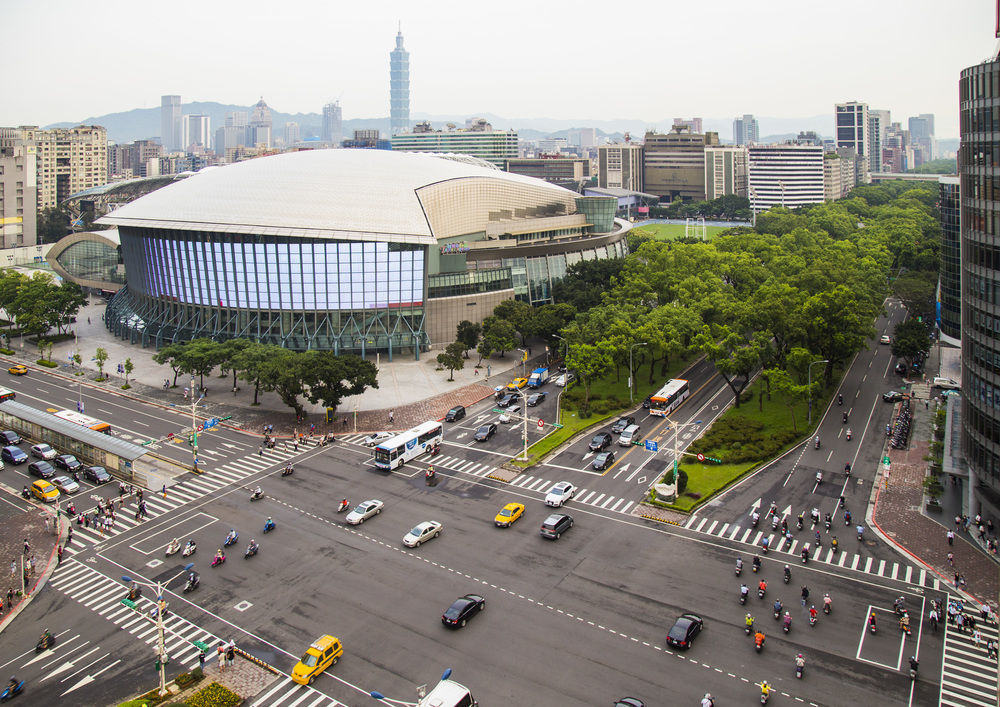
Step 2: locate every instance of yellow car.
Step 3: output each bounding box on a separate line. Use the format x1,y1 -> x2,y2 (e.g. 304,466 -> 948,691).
8,365 -> 27,376
31,479 -> 60,503
494,502 -> 525,527
291,635 -> 342,685
507,377 -> 528,390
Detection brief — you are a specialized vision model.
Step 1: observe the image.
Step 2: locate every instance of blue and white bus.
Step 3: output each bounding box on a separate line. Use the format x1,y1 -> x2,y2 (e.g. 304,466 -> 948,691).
374,421 -> 444,470
648,378 -> 690,417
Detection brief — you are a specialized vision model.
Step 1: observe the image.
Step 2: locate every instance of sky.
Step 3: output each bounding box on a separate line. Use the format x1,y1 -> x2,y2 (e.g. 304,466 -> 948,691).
2,0 -> 993,138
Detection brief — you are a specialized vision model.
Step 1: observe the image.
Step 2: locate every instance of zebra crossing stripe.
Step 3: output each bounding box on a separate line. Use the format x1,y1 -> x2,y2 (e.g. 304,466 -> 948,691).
620,501 -> 634,514
610,498 -> 625,512
591,494 -> 606,507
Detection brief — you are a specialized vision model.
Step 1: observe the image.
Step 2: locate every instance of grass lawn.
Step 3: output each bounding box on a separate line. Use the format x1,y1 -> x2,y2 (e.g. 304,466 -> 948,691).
633,223 -> 729,241
653,462 -> 756,512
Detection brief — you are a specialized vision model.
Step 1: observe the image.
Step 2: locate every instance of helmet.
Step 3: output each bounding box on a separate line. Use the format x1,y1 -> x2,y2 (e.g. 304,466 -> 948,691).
784,564 -> 789,570
784,611 -> 790,617
797,653 -> 802,658
267,516 -> 272,522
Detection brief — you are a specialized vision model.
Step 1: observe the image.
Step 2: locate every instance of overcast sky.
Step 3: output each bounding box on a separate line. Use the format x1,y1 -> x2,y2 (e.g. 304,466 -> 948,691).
2,0 -> 992,138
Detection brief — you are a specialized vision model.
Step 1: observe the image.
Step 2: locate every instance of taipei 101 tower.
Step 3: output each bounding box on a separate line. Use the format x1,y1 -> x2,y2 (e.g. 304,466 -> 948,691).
390,25 -> 410,136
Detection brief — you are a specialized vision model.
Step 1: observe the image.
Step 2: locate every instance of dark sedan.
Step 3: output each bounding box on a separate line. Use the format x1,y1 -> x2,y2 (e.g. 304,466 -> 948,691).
882,391 -> 904,403
592,450 -> 615,470
54,454 -> 83,472
526,392 -> 548,407
473,423 -> 497,442
589,432 -> 612,452
441,593 -> 485,628
28,460 -> 56,479
666,613 -> 703,649
83,466 -> 112,484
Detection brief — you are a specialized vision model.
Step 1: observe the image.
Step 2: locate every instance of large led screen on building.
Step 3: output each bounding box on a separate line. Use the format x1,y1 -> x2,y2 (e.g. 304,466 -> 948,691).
124,235 -> 424,310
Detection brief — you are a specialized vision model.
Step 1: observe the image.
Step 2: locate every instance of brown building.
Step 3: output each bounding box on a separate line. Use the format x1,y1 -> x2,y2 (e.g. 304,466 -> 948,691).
504,157 -> 590,185
643,126 -> 719,202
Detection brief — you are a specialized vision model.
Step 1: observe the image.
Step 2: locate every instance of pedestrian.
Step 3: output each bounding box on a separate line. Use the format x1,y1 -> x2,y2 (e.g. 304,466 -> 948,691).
258,445 -> 264,457
389,409 -> 394,424
22,539 -> 29,556
989,519 -> 995,534
198,649 -> 206,670
84,514 -> 90,528
929,607 -> 939,633
28,556 -> 34,575
947,529 -> 954,545
10,560 -> 15,578
57,546 -> 63,564
987,639 -> 997,660
974,628 -> 983,650
960,574 -> 967,589
67,526 -> 72,544
982,603 -> 994,624
184,387 -> 189,400
957,613 -> 966,632
135,508 -> 141,522
474,368 -> 479,376
217,642 -> 225,670
161,484 -> 167,499
956,515 -> 963,530
310,423 -> 315,434
979,524 -> 987,539
948,602 -> 958,624
137,489 -> 143,502
925,399 -> 929,409
6,588 -> 12,608
87,317 -> 91,325
226,640 -> 235,666
947,551 -> 954,566
293,439 -> 299,452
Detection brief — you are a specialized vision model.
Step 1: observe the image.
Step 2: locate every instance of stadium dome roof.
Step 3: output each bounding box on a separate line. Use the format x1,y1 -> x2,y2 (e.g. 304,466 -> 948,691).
98,149 -> 576,244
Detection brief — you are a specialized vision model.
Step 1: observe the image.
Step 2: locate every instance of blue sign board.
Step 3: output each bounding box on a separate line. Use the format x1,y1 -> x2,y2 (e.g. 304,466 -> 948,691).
645,440 -> 658,452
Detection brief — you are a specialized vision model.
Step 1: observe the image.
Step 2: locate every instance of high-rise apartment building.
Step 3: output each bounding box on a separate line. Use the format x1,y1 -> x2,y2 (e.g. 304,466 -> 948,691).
390,28 -> 410,136
672,117 -> 703,134
909,114 -> 936,161
570,128 -> 597,148
2,126 -> 108,210
0,143 -> 37,247
182,115 -> 211,150
249,98 -> 273,148
938,176 -> 960,342
868,109 -> 890,172
835,101 -> 871,179
959,55 -> 1000,516
732,114 -> 759,145
643,126 -> 719,201
823,149 -> 859,201
131,139 -> 162,178
704,145 -> 748,199
391,119 -> 517,167
215,111 -> 248,159
747,144 -> 824,212
598,144 -> 644,191
160,95 -> 182,153
284,122 -> 300,146
322,102 -> 343,144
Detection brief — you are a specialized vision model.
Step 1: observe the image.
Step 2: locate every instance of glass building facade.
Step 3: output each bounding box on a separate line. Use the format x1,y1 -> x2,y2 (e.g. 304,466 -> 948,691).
959,56 -> 1000,518
939,177 -> 961,341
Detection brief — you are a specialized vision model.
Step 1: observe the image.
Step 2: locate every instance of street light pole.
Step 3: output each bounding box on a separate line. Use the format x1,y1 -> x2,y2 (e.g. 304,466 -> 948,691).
189,377 -> 204,472
807,359 -> 830,426
629,342 -> 648,403
663,419 -> 702,502
553,334 -> 567,362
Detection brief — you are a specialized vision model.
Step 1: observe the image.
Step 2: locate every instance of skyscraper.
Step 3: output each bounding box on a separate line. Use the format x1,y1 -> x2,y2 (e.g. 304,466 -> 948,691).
732,115 -> 759,145
284,122 -> 300,146
868,109 -> 890,172
183,115 -> 211,150
835,101 -> 870,179
160,95 -> 182,152
390,27 -> 410,136
2,126 -> 108,209
322,102 -> 343,144
249,98 -> 273,148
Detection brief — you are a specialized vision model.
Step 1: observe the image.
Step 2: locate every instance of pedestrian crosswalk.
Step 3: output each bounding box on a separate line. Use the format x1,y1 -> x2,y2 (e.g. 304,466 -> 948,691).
939,601 -> 1000,706
63,440 -> 322,557
681,514 -> 942,589
250,675 -> 341,707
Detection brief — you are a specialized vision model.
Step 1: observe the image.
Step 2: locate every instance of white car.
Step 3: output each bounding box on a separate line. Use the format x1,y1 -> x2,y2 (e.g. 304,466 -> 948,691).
345,499 -> 384,525
498,411 -> 512,424
364,432 -> 394,447
51,475 -> 80,494
31,443 -> 57,460
932,377 -> 961,390
879,335 -> 891,345
553,373 -> 575,387
403,520 -> 442,547
545,481 -> 576,507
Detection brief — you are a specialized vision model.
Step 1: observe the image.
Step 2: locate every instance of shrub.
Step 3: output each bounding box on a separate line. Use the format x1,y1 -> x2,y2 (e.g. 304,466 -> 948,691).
0,347 -> 13,355
36,359 -> 58,368
677,469 -> 688,493
190,667 -> 204,681
187,682 -> 242,707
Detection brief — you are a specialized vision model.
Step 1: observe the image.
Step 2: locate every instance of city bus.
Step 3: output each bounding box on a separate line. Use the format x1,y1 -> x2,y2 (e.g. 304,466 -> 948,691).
52,409 -> 112,435
374,421 -> 443,470
0,386 -> 16,402
648,378 -> 690,417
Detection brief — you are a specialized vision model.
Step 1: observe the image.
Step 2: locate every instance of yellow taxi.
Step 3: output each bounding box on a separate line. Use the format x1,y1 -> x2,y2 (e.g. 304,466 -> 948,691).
494,502 -> 525,527
8,364 -> 27,376
291,635 -> 342,685
31,479 -> 60,503
507,377 -> 528,390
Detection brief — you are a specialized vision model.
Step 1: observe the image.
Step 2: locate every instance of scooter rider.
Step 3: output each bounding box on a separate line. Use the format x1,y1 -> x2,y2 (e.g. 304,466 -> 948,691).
7,676 -> 19,692
843,411 -> 848,423
745,613 -> 755,630
801,547 -> 809,563
752,554 -> 762,572
783,611 -> 792,630
795,653 -> 805,670
773,598 -> 782,615
846,428 -> 852,440
338,498 -> 349,512
783,565 -> 791,581
701,694 -> 715,707
909,656 -> 919,678
253,486 -> 262,499
809,605 -> 818,622
823,593 -> 833,612
838,393 -> 843,405
758,579 -> 767,596
796,512 -> 804,529
248,538 -> 258,553
868,611 -> 878,631
740,584 -> 749,601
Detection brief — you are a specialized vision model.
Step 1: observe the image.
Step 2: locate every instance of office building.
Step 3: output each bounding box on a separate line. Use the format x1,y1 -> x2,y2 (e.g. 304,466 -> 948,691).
673,117 -> 703,134
249,98 -> 273,148
747,144 -> 824,212
938,176 -> 960,342
538,137 -> 569,154
390,28 -> 410,136
130,139 -> 162,178
732,114 -> 759,145
342,130 -> 391,150
160,95 -> 182,153
570,128 -> 597,148
0,143 -> 37,247
391,120 -> 517,168
504,157 -> 590,186
182,115 -> 211,150
868,109 -> 890,172
322,102 -> 343,144
960,53 -> 1000,520
1,125 -> 108,210
88,150 -> 628,352
284,122 -> 300,146
909,114 -> 936,161
835,101 -> 871,180
643,126 -> 719,201
598,143 -> 644,192
704,145 -> 748,199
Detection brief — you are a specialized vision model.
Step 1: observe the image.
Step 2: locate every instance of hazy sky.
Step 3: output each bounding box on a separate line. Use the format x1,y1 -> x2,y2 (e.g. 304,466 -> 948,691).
2,0 -> 992,138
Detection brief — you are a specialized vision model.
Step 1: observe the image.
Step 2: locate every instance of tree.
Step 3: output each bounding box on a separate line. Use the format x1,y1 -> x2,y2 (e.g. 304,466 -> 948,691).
892,272 -> 936,321
802,285 -> 878,384
50,281 -> 87,335
259,349 -> 306,417
122,358 -> 134,388
94,347 -> 108,380
492,300 -> 534,344
437,341 -> 466,381
695,326 -> 771,408
36,207 -> 72,243
152,342 -> 188,387
455,320 -> 481,358
480,316 -> 517,358
300,351 -> 379,413
565,342 -> 612,417
218,338 -> 252,390
765,367 -> 812,434
551,258 -> 624,311
178,338 -> 225,390
890,318 -> 932,369
234,342 -> 279,405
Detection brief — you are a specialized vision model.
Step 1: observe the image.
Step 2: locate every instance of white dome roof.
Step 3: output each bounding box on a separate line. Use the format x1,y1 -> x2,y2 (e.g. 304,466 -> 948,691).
99,149 -> 577,244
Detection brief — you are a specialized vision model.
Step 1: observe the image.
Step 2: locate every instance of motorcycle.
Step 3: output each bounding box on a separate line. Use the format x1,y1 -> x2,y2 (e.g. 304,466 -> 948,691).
735,559 -> 743,576
250,489 -> 264,502
211,553 -> 226,568
825,516 -> 831,531
801,549 -> 809,564
66,503 -> 76,518
425,468 -> 436,483
0,679 -> 24,702
149,602 -> 169,620
165,539 -> 180,556
20,487 -> 29,500
182,541 -> 197,557
796,515 -> 803,530
755,635 -> 765,653
773,601 -> 782,619
35,633 -> 55,653
814,437 -> 821,450
838,393 -> 843,406
745,617 -> 754,635
846,428 -> 852,441
740,588 -> 748,605
758,583 -> 767,599
844,511 -> 852,526
809,613 -> 818,627
823,595 -> 832,614
429,444 -> 441,457
795,660 -> 804,679
281,465 -> 294,477
183,575 -> 200,593
244,543 -> 258,559
869,618 -> 877,634
783,567 -> 791,584
337,500 -> 350,513
127,584 -> 142,601
782,614 -> 792,634
771,515 -> 780,531
844,462 -> 852,478
752,558 -> 760,573
815,471 -> 823,484
224,532 -> 239,548
761,539 -> 769,554
831,539 -> 839,554
751,513 -> 760,528
909,658 -> 919,680
843,412 -> 848,424
263,519 -> 276,533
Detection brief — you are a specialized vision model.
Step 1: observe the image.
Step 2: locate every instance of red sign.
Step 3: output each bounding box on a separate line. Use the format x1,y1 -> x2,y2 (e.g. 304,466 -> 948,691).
537,419 -> 544,429
637,206 -> 650,214
697,453 -> 705,462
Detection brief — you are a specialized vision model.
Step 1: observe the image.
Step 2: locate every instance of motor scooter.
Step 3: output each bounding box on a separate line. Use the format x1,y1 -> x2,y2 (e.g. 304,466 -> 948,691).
846,428 -> 852,441
35,633 -> 55,653
815,471 -> 823,485
244,543 -> 259,559
0,679 -> 24,702
735,559 -> 743,576
224,531 -> 239,547
814,437 -> 821,450
795,661 -> 804,679
165,539 -> 180,556
281,465 -> 293,477
250,489 -> 264,502
184,574 -> 200,593
210,553 -> 226,568
783,567 -> 791,584
182,541 -> 197,557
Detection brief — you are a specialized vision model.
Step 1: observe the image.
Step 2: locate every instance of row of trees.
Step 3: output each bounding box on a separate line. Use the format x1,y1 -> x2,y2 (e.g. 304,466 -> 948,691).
649,194 -> 752,222
0,270 -> 88,340
152,338 -> 378,418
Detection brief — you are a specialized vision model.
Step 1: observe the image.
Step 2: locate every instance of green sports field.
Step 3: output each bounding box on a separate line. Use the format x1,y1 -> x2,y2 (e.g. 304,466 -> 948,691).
632,223 -> 730,240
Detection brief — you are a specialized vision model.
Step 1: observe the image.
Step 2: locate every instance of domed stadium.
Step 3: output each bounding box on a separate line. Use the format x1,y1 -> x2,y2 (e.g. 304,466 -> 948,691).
87,149 -> 629,357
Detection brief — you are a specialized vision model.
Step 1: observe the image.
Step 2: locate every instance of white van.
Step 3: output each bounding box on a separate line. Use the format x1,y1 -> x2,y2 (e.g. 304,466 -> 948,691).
417,679 -> 477,707
618,424 -> 641,447
932,377 -> 960,390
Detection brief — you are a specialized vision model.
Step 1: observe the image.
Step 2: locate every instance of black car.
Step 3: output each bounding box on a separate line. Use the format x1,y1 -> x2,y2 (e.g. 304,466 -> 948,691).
540,513 -> 574,539
473,423 -> 497,442
28,460 -> 55,479
589,433 -> 612,452
83,465 -> 112,484
592,450 -> 615,470
0,430 -> 22,445
611,416 -> 636,435
894,361 -> 908,375
526,392 -> 548,407
882,391 -> 904,403
497,393 -> 521,408
445,405 -> 466,422
54,454 -> 82,472
666,612 -> 703,649
1,446 -> 27,464
642,395 -> 653,410
441,593 -> 485,628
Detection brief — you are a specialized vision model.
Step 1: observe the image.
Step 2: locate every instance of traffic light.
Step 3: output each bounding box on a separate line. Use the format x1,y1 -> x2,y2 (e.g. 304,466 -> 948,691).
120,598 -> 138,610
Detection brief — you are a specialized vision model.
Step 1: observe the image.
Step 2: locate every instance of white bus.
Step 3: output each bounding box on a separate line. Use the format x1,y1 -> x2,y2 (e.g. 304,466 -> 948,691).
648,378 -> 690,417
53,408 -> 112,434
374,421 -> 443,470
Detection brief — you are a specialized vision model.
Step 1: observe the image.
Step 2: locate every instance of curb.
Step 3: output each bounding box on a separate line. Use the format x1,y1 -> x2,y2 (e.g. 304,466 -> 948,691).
234,646 -> 282,676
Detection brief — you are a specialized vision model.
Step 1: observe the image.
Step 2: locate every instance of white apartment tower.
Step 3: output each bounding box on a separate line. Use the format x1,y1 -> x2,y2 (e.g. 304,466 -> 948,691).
160,95 -> 182,152
748,144 -> 824,212
2,125 -> 108,210
322,102 -> 343,144
732,114 -> 759,145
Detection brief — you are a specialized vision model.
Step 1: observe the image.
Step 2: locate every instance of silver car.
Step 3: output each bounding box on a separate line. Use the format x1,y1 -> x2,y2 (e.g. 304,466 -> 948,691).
345,499 -> 384,525
51,475 -> 80,494
31,443 -> 57,460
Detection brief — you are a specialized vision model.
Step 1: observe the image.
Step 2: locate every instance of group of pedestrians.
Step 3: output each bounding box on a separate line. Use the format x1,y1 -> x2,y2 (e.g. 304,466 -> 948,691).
216,639 -> 237,669
954,512 -> 999,556
943,597 -> 999,661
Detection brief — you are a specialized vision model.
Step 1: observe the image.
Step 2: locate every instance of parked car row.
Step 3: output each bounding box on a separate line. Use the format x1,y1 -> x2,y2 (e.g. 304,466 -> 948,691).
2,430 -> 112,505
